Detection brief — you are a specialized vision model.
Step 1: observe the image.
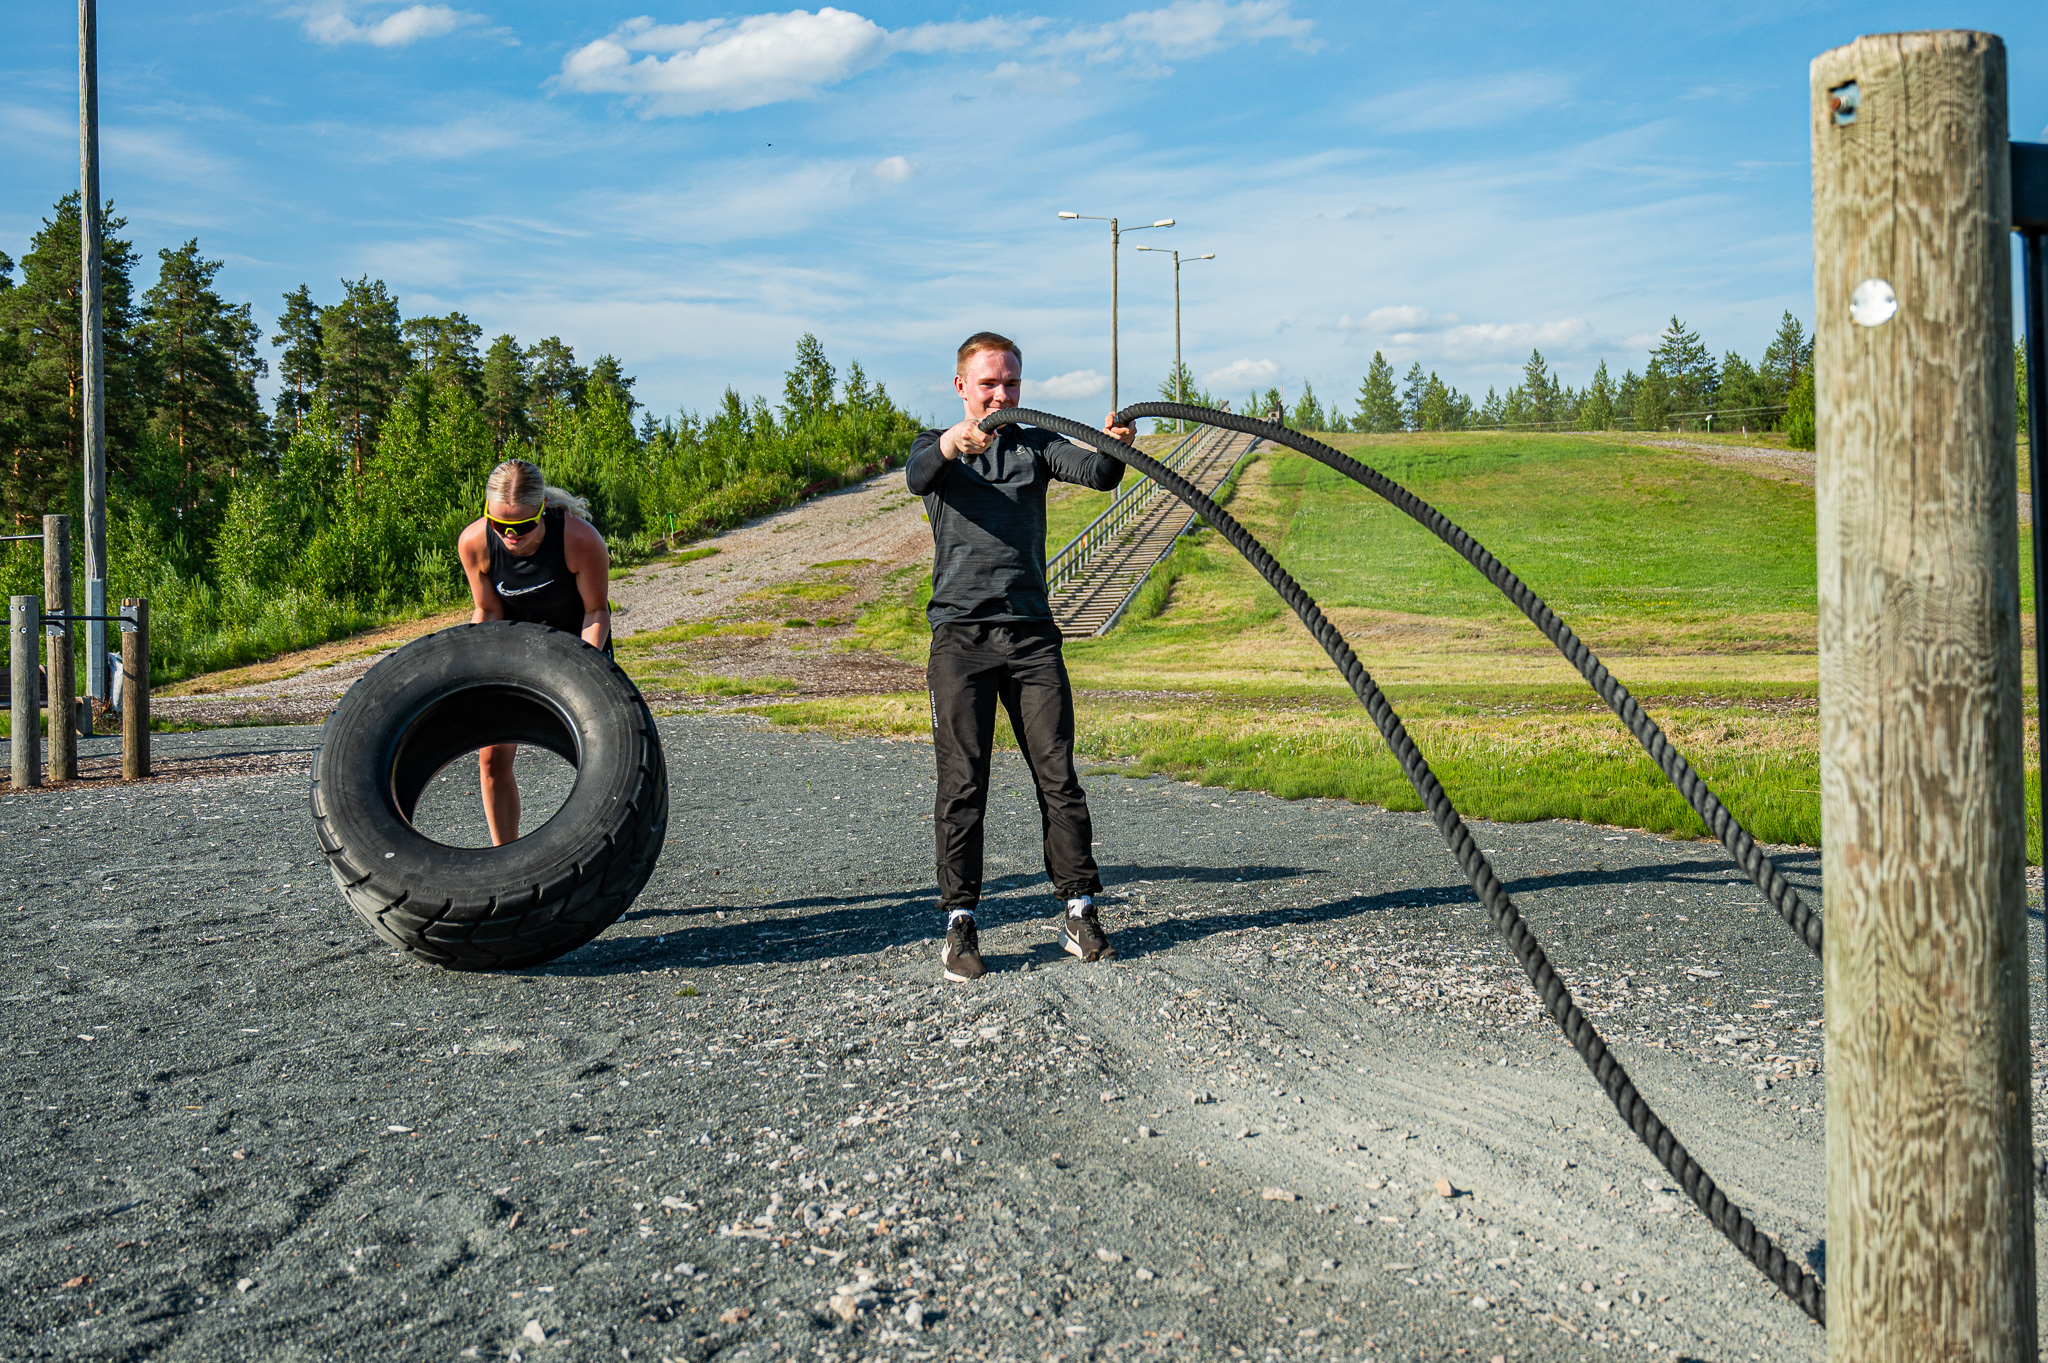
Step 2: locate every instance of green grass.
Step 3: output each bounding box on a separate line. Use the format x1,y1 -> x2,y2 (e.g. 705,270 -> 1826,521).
815,429 -> 2048,856
1267,433 -> 1819,620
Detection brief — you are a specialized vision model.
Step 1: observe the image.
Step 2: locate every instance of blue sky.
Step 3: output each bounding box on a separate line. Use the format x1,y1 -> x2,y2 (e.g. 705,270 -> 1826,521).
4,2 -> 2045,427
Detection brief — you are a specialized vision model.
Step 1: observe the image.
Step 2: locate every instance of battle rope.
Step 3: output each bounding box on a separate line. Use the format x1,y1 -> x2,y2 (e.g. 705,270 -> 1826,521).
978,407 -> 1827,1326
1120,402 -> 1821,960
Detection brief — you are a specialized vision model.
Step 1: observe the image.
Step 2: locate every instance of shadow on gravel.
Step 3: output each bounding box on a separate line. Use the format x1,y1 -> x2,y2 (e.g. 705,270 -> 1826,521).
540,844 -> 1822,975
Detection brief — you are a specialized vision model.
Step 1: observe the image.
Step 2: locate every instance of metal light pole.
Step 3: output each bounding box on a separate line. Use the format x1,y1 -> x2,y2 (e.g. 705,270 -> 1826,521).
1058,211 -> 1173,411
1136,247 -> 1215,412
78,0 -> 108,706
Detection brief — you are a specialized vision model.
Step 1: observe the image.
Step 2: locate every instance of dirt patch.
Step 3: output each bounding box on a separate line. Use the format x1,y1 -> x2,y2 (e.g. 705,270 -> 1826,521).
156,471 -> 937,725
156,609 -> 469,697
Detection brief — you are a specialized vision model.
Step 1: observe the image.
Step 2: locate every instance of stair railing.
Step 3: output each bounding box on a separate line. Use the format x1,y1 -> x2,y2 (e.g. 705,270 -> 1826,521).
1046,426 -> 1208,593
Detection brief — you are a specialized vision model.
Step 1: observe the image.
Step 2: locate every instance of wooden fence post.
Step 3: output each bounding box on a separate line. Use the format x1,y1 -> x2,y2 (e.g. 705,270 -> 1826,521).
120,598 -> 147,781
10,596 -> 38,790
1812,30 -> 2034,1361
43,515 -> 74,782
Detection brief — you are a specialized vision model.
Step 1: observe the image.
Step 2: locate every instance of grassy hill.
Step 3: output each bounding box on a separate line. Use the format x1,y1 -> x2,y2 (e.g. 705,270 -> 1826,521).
762,429 -> 2042,858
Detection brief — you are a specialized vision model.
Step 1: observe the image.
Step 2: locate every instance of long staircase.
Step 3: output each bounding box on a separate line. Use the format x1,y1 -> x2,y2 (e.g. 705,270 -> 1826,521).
1047,424 -> 1259,639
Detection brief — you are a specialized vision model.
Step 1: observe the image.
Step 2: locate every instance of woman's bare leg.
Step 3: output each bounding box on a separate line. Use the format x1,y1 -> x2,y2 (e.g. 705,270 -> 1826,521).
479,743 -> 520,845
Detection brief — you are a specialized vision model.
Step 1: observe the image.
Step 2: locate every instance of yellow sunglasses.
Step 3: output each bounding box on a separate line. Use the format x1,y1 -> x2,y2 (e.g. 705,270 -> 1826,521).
486,509 -> 544,536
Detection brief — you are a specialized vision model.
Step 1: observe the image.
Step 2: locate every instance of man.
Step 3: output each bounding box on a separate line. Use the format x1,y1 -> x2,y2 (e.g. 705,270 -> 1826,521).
906,332 -> 1133,983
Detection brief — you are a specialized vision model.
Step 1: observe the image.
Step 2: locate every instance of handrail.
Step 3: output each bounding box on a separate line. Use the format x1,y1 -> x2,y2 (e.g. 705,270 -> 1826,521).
1046,426 -> 1206,591
1090,431 -> 1261,635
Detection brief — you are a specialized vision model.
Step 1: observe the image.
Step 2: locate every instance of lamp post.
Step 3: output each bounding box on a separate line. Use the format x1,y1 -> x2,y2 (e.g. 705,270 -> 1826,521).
1057,211 -> 1174,411
79,0 -> 108,707
1135,247 -> 1215,415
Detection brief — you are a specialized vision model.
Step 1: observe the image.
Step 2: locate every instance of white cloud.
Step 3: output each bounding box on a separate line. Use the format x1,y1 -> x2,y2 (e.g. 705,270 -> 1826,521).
870,155 -> 914,183
1353,71 -> 1573,134
1334,304 -> 1456,331
301,2 -> 485,47
894,16 -> 1041,54
1097,0 -> 1314,60
560,10 -> 891,115
1400,317 -> 1594,360
1026,369 -> 1107,400
1204,357 -> 1277,388
559,3 -> 1312,115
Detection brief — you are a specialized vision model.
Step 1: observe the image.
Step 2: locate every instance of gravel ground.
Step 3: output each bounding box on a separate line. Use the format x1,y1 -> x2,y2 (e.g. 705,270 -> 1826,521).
3,718 -> 2045,1362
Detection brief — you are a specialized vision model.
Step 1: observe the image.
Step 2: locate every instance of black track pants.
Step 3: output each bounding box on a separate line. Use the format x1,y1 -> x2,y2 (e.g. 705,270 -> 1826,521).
927,621 -> 1102,915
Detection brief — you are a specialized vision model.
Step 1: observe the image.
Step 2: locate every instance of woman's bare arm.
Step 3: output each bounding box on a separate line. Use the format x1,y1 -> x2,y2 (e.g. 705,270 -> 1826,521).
562,516 -> 613,648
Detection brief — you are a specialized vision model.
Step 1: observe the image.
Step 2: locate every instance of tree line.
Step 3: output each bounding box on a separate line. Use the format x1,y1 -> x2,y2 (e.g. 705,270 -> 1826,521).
0,196 -> 923,680
1225,313 -> 1818,441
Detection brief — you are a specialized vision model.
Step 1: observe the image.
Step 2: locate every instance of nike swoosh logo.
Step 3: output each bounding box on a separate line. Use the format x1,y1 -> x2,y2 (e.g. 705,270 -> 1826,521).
496,579 -> 555,597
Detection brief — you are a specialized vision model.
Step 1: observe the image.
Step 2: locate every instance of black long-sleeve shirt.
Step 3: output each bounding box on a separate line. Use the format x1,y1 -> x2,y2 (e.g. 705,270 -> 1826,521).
906,424 -> 1125,626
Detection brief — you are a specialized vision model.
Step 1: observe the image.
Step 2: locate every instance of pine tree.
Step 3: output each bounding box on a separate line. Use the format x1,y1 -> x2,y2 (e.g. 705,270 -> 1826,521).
1519,349 -> 1554,425
402,311 -> 483,403
317,276 -> 409,470
1289,380 -> 1326,431
1785,368 -> 1815,449
1582,360 -> 1615,430
1414,373 -> 1450,431
1354,351 -> 1401,432
1258,386 -> 1285,424
1615,368 -> 1640,425
1715,351 -> 1761,428
526,337 -> 586,423
588,354 -> 639,414
1399,362 -> 1427,431
1759,311 -> 1812,401
272,284 -> 323,442
1650,316 -> 1715,419
0,194 -> 145,524
780,334 -> 833,421
1634,359 -> 1671,433
139,239 -> 268,496
1153,363 -> 1212,431
1479,387 -> 1503,428
479,333 -> 532,451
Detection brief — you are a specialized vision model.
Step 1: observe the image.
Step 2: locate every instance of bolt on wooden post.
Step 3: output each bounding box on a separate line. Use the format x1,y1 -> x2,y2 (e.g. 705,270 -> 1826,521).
9,596 -> 38,790
120,598 -> 147,781
1812,30 -> 2034,1361
43,515 -> 75,782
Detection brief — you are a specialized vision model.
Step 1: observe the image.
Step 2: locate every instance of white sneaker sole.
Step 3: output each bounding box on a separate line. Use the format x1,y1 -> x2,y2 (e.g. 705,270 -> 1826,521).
942,957 -> 984,983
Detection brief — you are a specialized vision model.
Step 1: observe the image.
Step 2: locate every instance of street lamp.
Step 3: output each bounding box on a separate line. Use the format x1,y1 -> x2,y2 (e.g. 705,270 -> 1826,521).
1135,247 -> 1215,413
1057,212 -> 1174,411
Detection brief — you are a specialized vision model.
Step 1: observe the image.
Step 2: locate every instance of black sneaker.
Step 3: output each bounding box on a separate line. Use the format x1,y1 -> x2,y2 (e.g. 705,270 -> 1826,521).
1058,903 -> 1116,962
941,918 -> 985,983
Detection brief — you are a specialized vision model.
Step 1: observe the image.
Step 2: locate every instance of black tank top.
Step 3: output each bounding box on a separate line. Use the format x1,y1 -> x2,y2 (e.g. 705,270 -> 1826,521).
487,507 -> 587,636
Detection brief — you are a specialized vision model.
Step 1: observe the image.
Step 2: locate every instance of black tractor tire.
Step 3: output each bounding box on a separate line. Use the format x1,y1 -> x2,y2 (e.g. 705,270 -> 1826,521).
310,621 -> 668,970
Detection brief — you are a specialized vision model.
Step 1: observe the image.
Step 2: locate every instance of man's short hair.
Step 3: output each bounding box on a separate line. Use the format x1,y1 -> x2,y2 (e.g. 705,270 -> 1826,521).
956,332 -> 1021,373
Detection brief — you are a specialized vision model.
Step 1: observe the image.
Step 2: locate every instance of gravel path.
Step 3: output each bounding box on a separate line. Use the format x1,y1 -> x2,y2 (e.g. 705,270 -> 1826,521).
609,475 -> 930,641
4,719 -> 2045,1362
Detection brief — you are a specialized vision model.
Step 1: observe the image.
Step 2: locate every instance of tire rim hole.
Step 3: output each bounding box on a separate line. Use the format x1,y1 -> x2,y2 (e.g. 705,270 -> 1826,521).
407,744 -> 580,849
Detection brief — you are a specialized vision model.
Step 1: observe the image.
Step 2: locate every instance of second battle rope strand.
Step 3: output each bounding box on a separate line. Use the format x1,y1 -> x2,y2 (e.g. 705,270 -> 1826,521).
1120,402 -> 1821,960
978,407 -> 1826,1326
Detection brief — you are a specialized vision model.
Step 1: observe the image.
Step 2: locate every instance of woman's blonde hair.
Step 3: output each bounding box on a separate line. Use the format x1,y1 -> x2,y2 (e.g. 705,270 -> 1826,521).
485,458 -> 591,523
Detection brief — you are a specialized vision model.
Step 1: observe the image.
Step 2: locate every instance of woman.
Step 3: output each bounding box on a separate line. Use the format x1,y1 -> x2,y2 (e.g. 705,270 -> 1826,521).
457,458 -> 613,846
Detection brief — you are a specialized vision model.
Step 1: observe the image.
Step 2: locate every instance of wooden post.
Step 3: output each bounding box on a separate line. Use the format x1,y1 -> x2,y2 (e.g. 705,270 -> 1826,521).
10,596 -> 38,790
1812,30 -> 2034,1360
43,516 -> 75,782
120,598 -> 147,781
